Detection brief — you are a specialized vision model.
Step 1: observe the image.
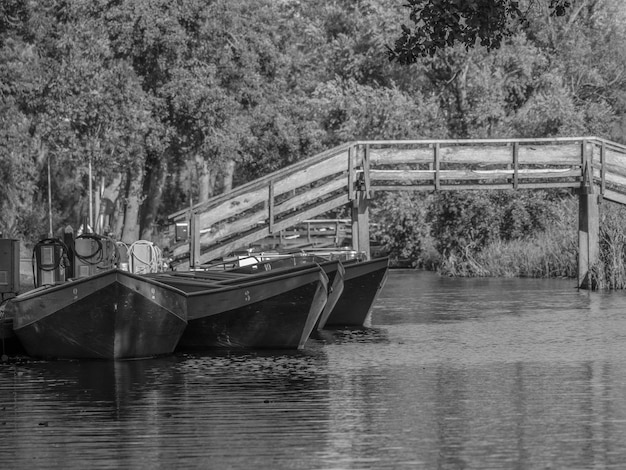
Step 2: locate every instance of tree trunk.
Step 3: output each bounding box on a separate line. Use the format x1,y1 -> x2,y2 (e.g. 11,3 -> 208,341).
453,60 -> 470,138
220,159 -> 236,193
110,174 -> 128,240
139,152 -> 167,240
121,166 -> 144,244
97,173 -> 123,235
198,155 -> 217,203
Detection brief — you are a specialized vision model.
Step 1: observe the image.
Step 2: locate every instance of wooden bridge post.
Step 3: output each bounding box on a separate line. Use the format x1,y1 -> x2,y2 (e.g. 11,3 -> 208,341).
351,144 -> 371,259
578,190 -> 600,289
578,140 -> 600,289
190,213 -> 200,268
351,191 -> 370,259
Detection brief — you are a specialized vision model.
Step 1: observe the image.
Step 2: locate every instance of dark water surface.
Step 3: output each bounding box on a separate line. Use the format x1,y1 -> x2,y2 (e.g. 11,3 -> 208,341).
3,270 -> 626,469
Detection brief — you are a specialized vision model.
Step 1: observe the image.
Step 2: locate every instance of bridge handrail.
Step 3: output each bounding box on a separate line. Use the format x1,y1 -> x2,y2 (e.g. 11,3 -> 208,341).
167,136 -> 626,267
168,141 -> 354,221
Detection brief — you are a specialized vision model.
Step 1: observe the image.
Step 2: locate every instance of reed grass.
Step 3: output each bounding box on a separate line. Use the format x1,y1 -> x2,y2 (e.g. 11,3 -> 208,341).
435,197 -> 626,290
438,196 -> 578,278
590,201 -> 626,290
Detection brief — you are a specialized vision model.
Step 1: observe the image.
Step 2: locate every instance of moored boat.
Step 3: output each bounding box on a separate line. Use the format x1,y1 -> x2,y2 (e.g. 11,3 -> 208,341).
6,269 -> 188,360
227,257 -> 345,329
323,256 -> 389,327
214,252 -> 389,328
152,264 -> 328,350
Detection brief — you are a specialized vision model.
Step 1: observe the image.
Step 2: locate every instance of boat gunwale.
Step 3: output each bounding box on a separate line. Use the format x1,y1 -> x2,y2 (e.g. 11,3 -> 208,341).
9,268 -> 188,304
158,264 -> 326,296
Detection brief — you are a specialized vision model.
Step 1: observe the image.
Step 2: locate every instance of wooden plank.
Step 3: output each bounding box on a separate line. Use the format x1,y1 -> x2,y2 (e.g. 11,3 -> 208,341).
371,181 -> 581,192
441,182 -> 580,190
198,207 -> 269,247
371,184 -> 437,191
272,150 -> 349,196
603,189 -> 626,205
302,218 -> 351,224
369,168 -> 581,181
601,147 -> 626,170
360,136 -> 594,146
439,145 -> 514,164
603,158 -> 626,179
196,186 -> 268,228
515,182 -> 581,189
369,147 -> 434,165
273,176 -> 348,215
269,193 -> 351,233
517,144 -> 582,165
604,171 -> 626,188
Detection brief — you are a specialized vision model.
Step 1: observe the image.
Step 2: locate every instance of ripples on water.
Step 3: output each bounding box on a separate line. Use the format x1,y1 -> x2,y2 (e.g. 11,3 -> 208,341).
3,270 -> 626,469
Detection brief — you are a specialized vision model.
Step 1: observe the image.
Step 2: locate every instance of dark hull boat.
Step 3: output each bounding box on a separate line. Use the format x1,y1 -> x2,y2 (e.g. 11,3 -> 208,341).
6,269 -> 187,360
228,258 -> 345,329
323,256 -> 389,327
220,253 -> 389,328
153,264 -> 328,350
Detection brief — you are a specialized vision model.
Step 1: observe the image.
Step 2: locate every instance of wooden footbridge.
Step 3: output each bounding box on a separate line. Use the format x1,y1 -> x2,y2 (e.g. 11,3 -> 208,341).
168,137 -> 626,288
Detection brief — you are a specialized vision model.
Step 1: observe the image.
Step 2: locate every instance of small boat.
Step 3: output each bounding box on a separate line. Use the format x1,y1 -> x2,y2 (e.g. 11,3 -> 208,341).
214,252 -> 389,328
6,269 -> 188,360
227,257 -> 345,329
323,256 -> 389,327
152,264 -> 328,350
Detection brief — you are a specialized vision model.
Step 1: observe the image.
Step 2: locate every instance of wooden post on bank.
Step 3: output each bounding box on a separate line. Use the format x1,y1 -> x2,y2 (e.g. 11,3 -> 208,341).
351,144 -> 371,259
351,191 -> 370,259
578,190 -> 600,289
578,140 -> 600,289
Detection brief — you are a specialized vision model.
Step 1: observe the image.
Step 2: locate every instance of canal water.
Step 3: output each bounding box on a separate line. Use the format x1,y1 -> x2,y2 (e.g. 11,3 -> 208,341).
2,270 -> 626,469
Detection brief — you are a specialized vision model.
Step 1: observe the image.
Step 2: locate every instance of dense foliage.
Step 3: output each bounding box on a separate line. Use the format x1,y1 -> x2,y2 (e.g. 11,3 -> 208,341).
1,0 -> 626,282
389,0 -> 573,61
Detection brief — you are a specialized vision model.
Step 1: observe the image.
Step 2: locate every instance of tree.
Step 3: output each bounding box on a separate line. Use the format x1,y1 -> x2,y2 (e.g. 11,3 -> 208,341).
389,0 -> 572,62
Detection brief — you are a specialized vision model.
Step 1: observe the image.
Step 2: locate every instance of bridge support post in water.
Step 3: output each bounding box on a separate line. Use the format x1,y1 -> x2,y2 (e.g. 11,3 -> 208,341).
351,190 -> 371,260
578,189 -> 600,289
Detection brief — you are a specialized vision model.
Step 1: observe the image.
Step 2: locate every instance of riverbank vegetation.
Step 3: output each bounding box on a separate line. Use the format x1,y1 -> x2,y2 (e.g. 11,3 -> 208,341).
2,1 -> 626,285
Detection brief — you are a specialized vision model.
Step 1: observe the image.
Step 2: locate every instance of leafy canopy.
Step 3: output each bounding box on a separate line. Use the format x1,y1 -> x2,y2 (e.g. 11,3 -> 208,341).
390,0 -> 571,62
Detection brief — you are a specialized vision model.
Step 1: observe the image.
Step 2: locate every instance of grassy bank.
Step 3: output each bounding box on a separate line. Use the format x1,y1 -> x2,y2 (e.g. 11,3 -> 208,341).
375,191 -> 626,289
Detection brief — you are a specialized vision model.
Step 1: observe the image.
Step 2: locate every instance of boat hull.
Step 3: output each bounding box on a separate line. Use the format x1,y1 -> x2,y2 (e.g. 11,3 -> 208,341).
158,265 -> 328,350
324,257 -> 389,327
7,270 -> 187,360
229,258 -> 344,330
229,254 -> 389,328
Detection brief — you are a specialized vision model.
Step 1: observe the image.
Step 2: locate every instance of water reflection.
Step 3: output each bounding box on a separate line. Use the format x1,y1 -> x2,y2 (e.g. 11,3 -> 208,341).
3,271 -> 626,468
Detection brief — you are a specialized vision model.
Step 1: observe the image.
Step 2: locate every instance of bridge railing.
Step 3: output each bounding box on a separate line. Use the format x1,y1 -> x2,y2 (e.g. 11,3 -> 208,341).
591,138 -> 626,204
168,142 -> 360,267
168,137 -> 626,268
363,138 -> 588,192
